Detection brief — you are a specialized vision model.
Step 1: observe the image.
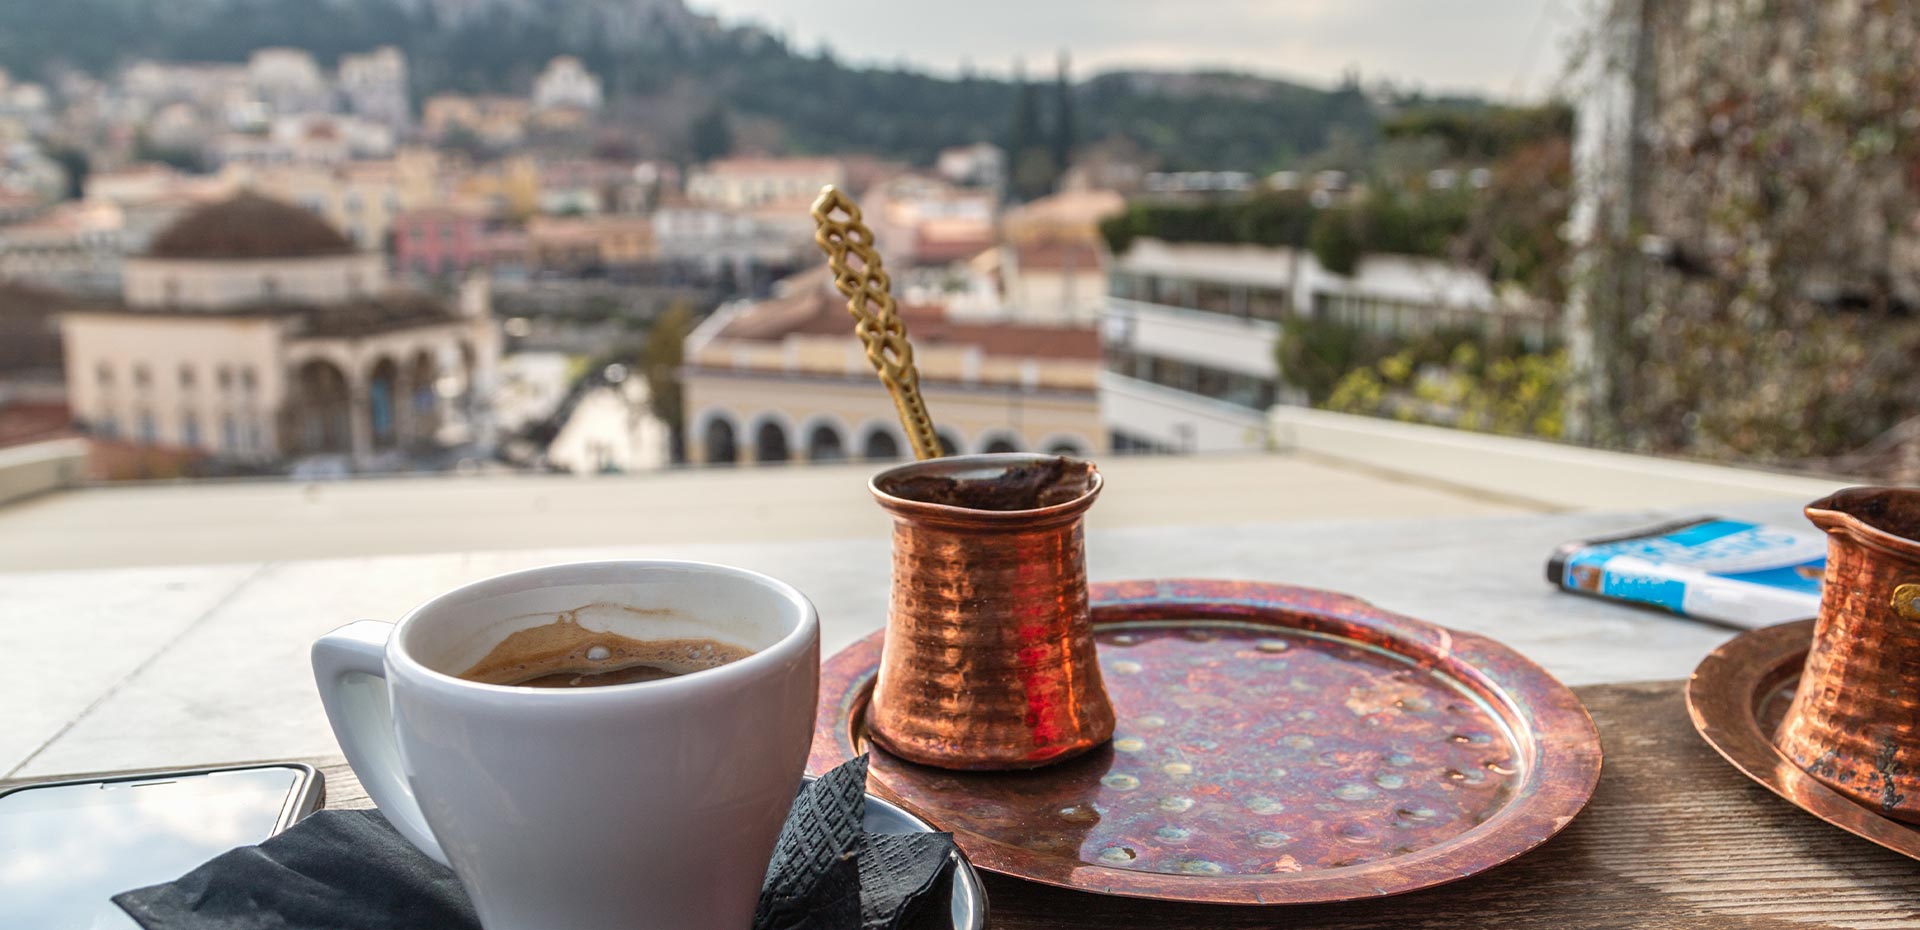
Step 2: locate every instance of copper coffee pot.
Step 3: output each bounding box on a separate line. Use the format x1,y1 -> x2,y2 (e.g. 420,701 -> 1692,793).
866,454 -> 1115,770
1775,487 -> 1920,823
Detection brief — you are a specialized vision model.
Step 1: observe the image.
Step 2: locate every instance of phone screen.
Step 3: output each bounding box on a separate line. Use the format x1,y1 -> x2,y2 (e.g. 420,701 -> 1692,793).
0,766 -> 306,930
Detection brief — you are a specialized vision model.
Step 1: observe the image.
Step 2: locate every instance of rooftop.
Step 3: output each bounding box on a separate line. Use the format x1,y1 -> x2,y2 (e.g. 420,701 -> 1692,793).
1003,188 -> 1127,237
1112,237 -> 1302,288
0,199 -> 122,235
695,156 -> 846,176
63,292 -> 459,336
1013,239 -> 1105,272
146,192 -> 356,260
705,274 -> 1102,360
1115,237 -> 1509,309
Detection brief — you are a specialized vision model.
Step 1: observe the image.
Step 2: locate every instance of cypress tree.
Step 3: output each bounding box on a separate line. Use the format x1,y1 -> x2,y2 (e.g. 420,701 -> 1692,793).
1051,50 -> 1075,174
1007,59 -> 1039,170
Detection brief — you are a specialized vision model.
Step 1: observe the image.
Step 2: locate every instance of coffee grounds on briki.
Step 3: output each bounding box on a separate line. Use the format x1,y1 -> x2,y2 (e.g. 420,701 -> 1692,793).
880,456 -> 1092,511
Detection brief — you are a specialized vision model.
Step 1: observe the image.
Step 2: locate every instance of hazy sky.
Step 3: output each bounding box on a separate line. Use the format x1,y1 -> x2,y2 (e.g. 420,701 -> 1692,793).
695,0 -> 1586,100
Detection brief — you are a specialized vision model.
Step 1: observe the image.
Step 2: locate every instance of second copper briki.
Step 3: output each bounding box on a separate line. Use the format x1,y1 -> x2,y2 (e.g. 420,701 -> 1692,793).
867,453 -> 1115,770
1774,487 -> 1920,823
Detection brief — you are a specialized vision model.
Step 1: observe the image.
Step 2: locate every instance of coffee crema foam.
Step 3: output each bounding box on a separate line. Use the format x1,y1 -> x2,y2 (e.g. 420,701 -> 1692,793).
457,610 -> 753,688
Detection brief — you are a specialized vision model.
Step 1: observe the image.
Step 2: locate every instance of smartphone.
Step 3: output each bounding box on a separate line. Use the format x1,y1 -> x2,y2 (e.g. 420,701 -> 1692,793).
0,763 -> 323,930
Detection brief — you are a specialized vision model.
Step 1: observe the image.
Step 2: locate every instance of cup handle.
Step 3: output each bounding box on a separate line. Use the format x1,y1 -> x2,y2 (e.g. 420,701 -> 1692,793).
311,620 -> 449,866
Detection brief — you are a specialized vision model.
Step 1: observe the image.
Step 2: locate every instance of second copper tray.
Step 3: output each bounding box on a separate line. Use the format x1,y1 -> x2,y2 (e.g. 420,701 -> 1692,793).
1686,618 -> 1920,860
810,580 -> 1602,905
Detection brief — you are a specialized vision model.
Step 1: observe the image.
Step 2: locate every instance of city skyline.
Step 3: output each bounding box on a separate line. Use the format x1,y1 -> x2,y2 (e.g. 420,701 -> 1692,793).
701,0 -> 1582,100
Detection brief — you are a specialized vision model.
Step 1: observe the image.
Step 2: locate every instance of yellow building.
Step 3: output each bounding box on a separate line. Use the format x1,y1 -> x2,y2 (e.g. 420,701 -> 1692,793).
447,156 -> 541,221
686,157 -> 846,210
525,215 -> 656,272
683,271 -> 1105,464
217,148 -> 444,249
422,95 -> 532,147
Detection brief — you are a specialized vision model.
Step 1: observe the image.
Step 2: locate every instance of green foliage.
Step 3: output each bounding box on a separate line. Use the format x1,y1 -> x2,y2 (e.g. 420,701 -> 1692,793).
1235,192 -> 1317,247
1096,214 -> 1134,254
1324,339 -> 1569,439
436,125 -> 491,161
1082,72 -> 1376,172
1005,74 -> 1052,200
1575,0 -> 1920,470
1381,103 -> 1573,161
1011,148 -> 1057,203
1457,138 -> 1571,302
1308,207 -> 1363,275
641,302 -> 696,459
688,106 -> 733,162
1103,186 -> 1472,276
1304,190 -> 1474,275
1276,315 -> 1371,404
1357,189 -> 1473,257
1051,55 -> 1075,174
1277,315 -> 1543,407
46,147 -> 88,201
1099,191 -> 1317,254
1007,72 -> 1039,159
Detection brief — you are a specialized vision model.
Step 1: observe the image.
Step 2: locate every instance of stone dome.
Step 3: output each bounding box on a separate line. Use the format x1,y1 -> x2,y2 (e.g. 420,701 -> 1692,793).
147,193 -> 355,260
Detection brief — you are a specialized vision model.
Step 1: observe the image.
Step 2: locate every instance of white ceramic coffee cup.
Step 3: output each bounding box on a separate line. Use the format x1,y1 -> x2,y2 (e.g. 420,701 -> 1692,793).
311,560 -> 820,930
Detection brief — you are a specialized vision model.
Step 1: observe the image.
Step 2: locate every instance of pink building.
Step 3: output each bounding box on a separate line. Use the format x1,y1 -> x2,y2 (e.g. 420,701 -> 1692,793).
391,208 -> 488,277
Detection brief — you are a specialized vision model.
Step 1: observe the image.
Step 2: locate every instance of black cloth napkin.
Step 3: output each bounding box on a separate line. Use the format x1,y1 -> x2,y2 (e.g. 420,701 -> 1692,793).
111,807 -> 476,930
114,755 -> 957,930
754,756 -> 957,930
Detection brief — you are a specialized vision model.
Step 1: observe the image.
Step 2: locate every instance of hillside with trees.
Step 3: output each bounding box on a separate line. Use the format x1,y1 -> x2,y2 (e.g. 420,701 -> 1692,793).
2,0 -> 1387,170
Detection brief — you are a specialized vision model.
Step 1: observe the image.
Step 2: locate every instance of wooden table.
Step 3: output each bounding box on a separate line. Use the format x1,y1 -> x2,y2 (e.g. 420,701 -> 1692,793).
23,681 -> 1917,929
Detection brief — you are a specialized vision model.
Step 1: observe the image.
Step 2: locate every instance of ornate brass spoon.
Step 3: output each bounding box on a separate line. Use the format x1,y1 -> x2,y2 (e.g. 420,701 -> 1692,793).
810,185 -> 942,460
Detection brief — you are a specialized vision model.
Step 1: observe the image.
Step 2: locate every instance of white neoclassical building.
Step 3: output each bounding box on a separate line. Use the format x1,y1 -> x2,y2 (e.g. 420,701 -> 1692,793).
531,55 -> 604,112
61,193 -> 499,468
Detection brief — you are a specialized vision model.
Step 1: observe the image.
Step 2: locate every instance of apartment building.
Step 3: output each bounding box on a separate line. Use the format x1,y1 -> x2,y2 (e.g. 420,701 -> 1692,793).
1102,238 -> 1551,453
686,158 -> 846,210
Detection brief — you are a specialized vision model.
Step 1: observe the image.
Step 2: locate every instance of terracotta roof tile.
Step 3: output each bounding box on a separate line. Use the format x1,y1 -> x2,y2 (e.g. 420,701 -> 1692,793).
1014,239 -> 1105,272
716,279 -> 1100,360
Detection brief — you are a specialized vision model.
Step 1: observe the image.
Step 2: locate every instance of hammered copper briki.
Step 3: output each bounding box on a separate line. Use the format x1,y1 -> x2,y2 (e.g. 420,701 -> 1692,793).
867,454 -> 1116,771
1688,619 -> 1920,859
810,580 -> 1602,905
1773,487 -> 1920,823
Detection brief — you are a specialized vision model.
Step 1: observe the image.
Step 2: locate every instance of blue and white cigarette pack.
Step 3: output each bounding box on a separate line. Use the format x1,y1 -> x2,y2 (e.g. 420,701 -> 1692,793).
1548,517 -> 1826,629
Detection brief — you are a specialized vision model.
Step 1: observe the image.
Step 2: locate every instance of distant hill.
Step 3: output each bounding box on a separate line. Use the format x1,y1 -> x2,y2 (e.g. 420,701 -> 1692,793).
0,0 -> 1394,170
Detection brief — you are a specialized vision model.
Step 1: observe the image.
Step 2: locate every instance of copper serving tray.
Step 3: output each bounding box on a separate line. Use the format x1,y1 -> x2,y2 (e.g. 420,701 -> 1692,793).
1686,619 -> 1920,859
809,580 -> 1602,905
